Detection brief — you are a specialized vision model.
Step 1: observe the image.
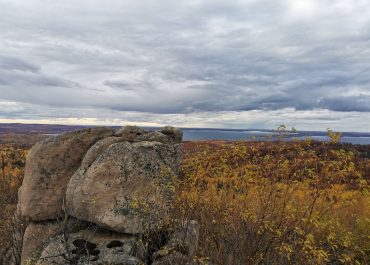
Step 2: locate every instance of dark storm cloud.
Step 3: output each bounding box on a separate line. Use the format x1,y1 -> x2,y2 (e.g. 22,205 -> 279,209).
0,0 -> 369,128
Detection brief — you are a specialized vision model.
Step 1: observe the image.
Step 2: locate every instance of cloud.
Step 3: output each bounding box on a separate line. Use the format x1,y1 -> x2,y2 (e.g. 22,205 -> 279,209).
1,100 -> 369,131
0,0 -> 369,130
0,55 -> 40,73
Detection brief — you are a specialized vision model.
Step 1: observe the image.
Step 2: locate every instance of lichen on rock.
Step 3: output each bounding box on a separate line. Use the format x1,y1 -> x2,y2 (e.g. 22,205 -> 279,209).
18,126 -> 199,265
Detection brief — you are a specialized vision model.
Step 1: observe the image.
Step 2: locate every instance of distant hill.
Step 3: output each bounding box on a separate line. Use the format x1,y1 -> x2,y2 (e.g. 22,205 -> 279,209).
0,123 -> 106,146
0,123 -> 93,135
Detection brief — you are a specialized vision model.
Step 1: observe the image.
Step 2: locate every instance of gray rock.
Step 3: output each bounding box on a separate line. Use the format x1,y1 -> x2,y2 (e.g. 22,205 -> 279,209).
160,126 -> 183,143
21,221 -> 61,265
18,125 -> 192,264
115,125 -> 176,144
136,131 -> 173,144
19,127 -> 114,221
80,136 -> 124,170
35,229 -> 144,265
66,141 -> 180,234
114,125 -> 147,139
35,236 -> 66,265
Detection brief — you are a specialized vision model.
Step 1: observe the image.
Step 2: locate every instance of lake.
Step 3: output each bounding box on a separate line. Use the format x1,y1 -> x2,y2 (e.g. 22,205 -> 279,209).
181,129 -> 370,145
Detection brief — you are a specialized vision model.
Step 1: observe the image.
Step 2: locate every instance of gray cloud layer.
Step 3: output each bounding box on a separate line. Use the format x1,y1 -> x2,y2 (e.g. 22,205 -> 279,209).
0,0 -> 369,129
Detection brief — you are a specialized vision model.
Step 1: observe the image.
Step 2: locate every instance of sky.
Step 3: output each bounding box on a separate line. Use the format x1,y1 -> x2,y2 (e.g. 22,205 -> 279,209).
0,0 -> 369,131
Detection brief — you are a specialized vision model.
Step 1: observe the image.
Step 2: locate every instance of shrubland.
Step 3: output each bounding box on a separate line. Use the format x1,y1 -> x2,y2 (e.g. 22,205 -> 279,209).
0,137 -> 369,264
0,145 -> 27,262
177,140 -> 370,264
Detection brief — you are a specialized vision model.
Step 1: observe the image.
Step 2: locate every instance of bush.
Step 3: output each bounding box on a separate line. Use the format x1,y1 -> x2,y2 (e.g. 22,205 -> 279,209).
0,146 -> 28,264
176,141 -> 370,264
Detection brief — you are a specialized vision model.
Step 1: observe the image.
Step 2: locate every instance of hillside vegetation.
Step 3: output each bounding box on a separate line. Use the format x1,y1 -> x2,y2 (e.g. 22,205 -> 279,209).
0,144 -> 27,261
177,140 -> 370,264
1,138 -> 370,264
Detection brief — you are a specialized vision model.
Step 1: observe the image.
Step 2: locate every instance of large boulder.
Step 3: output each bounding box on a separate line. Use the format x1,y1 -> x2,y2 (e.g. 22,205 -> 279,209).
19,127 -> 114,221
18,126 -> 194,264
66,141 -> 181,234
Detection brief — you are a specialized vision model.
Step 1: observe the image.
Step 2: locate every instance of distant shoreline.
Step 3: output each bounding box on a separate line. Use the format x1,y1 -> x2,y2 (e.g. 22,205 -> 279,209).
1,123 -> 370,145
1,122 -> 370,133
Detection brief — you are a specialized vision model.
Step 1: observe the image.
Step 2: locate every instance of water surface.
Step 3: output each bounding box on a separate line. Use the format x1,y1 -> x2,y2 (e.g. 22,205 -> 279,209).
181,129 -> 370,145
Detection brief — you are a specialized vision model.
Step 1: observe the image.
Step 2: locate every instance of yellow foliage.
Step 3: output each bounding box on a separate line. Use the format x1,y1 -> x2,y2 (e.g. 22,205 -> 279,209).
176,141 -> 370,265
0,145 -> 28,257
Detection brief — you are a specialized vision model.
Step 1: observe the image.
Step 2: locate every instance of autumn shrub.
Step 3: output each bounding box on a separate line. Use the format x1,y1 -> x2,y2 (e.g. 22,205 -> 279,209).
0,145 -> 28,263
176,140 -> 370,265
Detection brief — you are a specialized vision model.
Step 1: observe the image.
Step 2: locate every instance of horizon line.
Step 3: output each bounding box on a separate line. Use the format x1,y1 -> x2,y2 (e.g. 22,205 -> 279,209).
1,121 -> 369,134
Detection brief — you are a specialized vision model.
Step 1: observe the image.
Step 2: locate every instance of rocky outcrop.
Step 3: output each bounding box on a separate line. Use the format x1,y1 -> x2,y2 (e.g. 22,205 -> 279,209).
18,126 -> 199,265
19,127 -> 114,221
66,141 -> 180,234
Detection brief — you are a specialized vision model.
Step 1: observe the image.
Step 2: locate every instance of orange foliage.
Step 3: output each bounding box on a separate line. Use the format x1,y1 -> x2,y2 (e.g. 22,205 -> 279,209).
0,144 -> 28,259
176,140 -> 370,265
